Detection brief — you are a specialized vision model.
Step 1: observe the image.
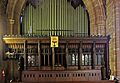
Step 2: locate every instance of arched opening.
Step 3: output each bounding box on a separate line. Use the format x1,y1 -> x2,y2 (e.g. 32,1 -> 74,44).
20,0 -> 90,37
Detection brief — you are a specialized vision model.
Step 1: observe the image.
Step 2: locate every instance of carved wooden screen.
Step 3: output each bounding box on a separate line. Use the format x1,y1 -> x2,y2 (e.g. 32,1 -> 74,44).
95,44 -> 105,66
27,44 -> 38,67
54,44 -> 65,67
68,44 -> 78,66
41,44 -> 51,66
82,44 -> 92,66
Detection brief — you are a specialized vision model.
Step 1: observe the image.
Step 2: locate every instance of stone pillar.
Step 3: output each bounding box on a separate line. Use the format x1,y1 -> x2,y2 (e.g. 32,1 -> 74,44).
106,0 -> 116,77
9,19 -> 15,35
115,0 -> 120,79
0,4 -> 7,83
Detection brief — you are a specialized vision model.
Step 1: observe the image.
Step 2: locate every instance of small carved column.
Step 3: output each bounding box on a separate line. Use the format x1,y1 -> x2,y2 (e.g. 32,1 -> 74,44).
38,41 -> 41,69
9,19 -> 15,35
78,41 -> 82,69
24,40 -> 27,70
43,49 -> 46,66
52,47 -> 55,69
48,47 -> 50,66
92,41 -> 96,69
66,42 -> 69,69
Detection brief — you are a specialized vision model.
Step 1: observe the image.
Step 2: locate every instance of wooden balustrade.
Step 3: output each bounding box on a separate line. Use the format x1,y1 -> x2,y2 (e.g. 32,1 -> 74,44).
22,70 -> 101,82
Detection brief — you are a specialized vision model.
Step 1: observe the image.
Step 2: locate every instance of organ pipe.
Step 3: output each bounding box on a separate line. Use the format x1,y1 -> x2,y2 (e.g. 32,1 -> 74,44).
22,0 -> 89,37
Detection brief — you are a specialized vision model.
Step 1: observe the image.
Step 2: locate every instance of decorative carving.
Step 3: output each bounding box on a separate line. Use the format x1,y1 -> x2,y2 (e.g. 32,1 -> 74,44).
9,19 -> 14,25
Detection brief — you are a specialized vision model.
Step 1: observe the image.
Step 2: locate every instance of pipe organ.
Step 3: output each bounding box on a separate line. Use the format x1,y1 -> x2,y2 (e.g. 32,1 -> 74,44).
3,35 -> 110,82
21,0 -> 89,37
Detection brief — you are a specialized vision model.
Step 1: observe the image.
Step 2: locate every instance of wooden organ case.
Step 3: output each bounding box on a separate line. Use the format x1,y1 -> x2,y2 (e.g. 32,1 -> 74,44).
3,35 -> 111,82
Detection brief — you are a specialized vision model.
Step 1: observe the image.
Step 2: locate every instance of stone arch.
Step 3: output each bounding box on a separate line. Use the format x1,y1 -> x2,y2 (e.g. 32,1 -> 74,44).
6,0 -> 17,34
13,0 -> 27,34
84,0 -> 106,35
6,0 -> 26,34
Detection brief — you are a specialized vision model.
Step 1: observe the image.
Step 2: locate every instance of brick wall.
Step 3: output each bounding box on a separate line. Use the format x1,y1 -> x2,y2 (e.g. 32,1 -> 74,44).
114,0 -> 120,79
106,0 -> 120,79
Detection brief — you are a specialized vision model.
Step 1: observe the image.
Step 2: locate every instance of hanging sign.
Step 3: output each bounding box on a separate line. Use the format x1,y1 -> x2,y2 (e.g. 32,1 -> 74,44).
51,36 -> 58,47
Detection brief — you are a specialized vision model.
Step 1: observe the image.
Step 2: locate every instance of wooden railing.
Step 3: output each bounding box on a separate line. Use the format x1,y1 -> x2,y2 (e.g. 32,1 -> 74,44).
22,70 -> 101,82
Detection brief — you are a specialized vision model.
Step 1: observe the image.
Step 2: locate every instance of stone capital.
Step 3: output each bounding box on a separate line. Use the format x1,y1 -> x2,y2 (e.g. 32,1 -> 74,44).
9,19 -> 15,25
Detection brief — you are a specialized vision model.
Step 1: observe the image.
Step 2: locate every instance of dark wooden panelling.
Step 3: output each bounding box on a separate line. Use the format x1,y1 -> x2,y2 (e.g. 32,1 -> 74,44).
22,70 -> 101,82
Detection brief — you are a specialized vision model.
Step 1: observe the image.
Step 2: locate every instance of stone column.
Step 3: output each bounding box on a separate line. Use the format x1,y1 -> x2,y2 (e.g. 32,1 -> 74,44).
0,4 -> 7,83
115,1 -> 120,79
9,19 -> 15,35
106,0 -> 116,77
